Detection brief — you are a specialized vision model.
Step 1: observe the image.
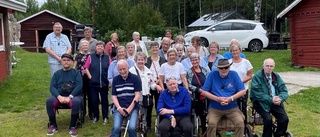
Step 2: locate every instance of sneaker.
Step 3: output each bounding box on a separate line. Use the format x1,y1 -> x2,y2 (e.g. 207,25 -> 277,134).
47,125 -> 58,136
69,127 -> 78,137
103,118 -> 108,125
93,117 -> 98,123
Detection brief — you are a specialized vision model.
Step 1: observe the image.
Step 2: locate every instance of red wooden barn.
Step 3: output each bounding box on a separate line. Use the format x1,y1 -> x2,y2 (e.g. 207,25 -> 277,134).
0,0 -> 27,82
277,0 -> 320,68
17,10 -> 80,52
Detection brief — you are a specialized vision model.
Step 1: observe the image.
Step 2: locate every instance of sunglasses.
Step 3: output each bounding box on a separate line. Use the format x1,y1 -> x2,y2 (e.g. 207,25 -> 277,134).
166,77 -> 177,83
218,66 -> 230,70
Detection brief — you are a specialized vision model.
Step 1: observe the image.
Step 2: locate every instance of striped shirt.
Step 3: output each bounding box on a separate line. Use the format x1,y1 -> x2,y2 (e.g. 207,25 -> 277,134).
43,32 -> 71,64
112,72 -> 142,108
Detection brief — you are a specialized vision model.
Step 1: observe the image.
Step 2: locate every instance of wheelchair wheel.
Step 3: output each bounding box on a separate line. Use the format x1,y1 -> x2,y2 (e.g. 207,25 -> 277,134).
245,125 -> 253,137
285,131 -> 293,137
193,116 -> 200,137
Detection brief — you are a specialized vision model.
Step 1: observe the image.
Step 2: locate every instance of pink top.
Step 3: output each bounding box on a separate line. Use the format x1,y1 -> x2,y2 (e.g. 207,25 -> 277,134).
104,41 -> 120,55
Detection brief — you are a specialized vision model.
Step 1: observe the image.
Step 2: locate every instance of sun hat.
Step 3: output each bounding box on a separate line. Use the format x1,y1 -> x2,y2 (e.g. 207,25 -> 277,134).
216,59 -> 233,68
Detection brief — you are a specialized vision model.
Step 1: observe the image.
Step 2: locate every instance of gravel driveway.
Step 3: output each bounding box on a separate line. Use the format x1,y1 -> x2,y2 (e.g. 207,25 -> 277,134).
277,71 -> 320,95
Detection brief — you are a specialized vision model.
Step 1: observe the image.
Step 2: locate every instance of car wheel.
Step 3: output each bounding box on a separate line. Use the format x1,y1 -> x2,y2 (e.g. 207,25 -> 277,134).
200,37 -> 209,47
248,39 -> 263,52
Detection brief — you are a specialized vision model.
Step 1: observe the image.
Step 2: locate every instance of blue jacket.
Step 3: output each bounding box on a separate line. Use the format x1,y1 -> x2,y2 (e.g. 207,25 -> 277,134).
157,86 -> 191,119
50,68 -> 83,97
88,53 -> 110,88
203,54 -> 224,71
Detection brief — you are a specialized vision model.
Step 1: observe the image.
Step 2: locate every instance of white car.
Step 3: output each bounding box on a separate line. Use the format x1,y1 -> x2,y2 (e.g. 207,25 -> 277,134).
184,19 -> 269,52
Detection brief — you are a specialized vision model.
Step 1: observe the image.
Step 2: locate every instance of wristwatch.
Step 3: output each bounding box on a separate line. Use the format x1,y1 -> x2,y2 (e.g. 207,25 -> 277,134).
69,95 -> 74,99
170,115 -> 174,119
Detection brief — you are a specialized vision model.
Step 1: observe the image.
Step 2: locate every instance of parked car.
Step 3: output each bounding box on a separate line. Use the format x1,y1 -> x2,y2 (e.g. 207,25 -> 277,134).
184,19 -> 269,52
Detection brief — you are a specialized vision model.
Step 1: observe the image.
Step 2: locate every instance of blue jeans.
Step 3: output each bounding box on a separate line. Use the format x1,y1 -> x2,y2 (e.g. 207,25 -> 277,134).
111,108 -> 139,137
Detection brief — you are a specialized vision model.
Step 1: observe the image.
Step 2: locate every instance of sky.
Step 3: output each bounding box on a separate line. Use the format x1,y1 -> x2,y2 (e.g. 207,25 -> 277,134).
36,0 -> 46,6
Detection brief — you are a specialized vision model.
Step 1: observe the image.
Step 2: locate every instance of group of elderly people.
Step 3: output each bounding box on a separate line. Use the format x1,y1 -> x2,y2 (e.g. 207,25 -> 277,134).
44,25 -> 289,137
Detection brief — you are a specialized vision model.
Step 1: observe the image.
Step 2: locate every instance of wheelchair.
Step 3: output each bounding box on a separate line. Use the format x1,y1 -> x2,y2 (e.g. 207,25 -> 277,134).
248,104 -> 293,137
154,105 -> 200,137
202,96 -> 252,137
47,97 -> 85,128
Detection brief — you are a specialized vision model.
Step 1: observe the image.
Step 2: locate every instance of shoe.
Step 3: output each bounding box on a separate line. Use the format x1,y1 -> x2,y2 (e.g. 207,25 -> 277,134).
93,117 -> 98,123
103,118 -> 108,125
89,115 -> 94,120
147,127 -> 151,133
47,125 -> 58,136
69,127 -> 78,137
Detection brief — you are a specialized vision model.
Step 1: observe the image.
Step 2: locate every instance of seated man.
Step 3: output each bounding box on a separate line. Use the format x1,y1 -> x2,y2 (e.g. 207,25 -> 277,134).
111,59 -> 141,137
46,54 -> 83,137
201,59 -> 246,137
250,58 -> 289,137
157,77 -> 193,137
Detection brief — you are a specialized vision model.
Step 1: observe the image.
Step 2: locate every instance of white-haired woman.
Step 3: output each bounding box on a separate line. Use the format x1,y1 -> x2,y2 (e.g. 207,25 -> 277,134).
129,52 -> 162,132
132,31 -> 149,57
158,48 -> 189,92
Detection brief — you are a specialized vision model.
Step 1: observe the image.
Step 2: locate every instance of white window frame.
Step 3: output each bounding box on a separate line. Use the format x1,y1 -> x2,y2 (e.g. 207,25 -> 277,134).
0,13 -> 4,51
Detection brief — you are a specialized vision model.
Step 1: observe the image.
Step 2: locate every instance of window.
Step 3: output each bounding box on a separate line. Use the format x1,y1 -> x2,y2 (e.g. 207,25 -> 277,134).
214,22 -> 232,31
0,13 -> 4,51
231,22 -> 255,30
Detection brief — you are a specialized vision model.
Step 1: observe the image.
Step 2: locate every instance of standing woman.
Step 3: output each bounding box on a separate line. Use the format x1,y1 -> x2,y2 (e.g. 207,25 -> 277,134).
129,52 -> 162,132
74,40 -> 93,120
158,48 -> 189,91
104,33 -> 120,60
174,43 -> 186,62
186,53 -> 210,134
84,41 -> 111,124
228,44 -> 253,123
203,42 -> 224,71
191,36 -> 209,58
145,42 -> 166,129
108,46 -> 135,85
132,31 -> 149,57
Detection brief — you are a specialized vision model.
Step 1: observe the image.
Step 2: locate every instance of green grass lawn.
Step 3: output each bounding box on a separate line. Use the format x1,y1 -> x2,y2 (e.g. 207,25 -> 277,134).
0,48 -> 319,137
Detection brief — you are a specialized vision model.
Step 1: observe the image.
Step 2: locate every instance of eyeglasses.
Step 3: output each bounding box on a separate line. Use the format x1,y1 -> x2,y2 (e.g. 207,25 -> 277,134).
265,65 -> 274,68
218,66 -> 229,70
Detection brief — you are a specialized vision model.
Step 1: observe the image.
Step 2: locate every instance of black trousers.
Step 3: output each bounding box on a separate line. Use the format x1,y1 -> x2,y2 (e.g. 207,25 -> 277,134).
253,101 -> 289,137
159,115 -> 193,137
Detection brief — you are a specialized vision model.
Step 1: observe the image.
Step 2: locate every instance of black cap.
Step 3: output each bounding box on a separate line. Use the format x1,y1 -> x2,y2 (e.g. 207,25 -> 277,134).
61,54 -> 73,60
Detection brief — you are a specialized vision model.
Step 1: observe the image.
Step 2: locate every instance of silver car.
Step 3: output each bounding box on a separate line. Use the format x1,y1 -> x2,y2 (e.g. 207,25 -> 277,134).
184,19 -> 269,52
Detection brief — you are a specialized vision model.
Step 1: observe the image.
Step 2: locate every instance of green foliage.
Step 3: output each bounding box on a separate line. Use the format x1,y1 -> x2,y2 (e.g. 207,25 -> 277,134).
102,28 -> 127,43
123,2 -> 165,40
145,25 -> 181,39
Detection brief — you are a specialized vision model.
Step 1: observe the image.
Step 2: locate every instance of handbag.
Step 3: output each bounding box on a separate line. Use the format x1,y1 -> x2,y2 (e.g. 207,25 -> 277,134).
142,94 -> 153,107
191,67 -> 205,101
134,66 -> 153,107
61,81 -> 75,93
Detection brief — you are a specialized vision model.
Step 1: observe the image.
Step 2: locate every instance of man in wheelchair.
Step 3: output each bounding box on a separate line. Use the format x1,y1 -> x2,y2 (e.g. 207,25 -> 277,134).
201,59 -> 246,137
157,77 -> 193,137
250,58 -> 289,137
46,54 -> 83,137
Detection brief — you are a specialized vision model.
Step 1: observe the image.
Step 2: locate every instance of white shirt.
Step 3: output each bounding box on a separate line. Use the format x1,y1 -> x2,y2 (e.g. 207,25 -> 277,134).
129,65 -> 157,96
229,59 -> 253,89
159,62 -> 186,84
